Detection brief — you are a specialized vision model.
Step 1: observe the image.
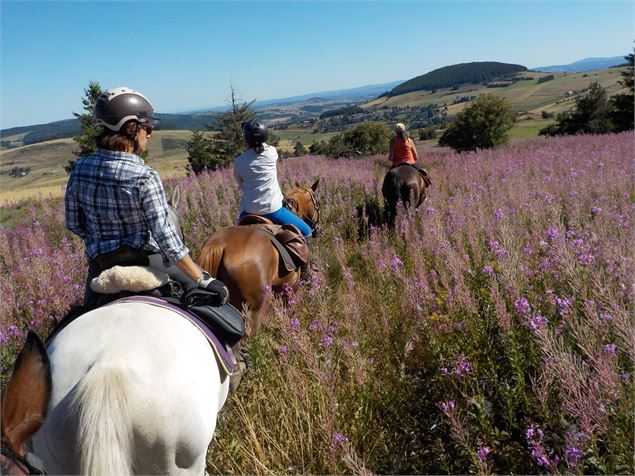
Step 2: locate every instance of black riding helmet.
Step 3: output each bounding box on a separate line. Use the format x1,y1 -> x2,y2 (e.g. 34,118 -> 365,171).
95,87 -> 157,132
242,120 -> 269,147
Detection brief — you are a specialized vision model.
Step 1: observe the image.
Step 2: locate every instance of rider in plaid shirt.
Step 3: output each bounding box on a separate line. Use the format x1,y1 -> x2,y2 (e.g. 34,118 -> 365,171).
65,87 -> 229,306
66,148 -> 188,263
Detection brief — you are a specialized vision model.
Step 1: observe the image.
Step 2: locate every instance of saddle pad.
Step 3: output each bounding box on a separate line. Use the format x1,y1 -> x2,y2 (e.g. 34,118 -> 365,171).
104,295 -> 237,375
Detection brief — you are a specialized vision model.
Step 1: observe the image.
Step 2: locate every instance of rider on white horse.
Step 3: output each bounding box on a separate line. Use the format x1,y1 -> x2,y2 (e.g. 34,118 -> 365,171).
65,86 -> 229,306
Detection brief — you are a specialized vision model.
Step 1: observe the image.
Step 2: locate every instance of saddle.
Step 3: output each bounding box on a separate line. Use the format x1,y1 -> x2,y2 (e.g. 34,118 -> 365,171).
49,267 -> 245,372
237,215 -> 309,272
392,163 -> 432,187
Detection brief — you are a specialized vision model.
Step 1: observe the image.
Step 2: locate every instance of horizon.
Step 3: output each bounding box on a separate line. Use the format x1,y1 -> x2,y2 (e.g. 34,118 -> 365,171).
1,0 -> 632,130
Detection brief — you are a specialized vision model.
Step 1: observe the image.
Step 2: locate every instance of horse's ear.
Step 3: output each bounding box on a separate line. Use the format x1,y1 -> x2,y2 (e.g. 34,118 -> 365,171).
295,180 -> 301,188
1,330 -> 51,455
169,186 -> 180,209
311,178 -> 320,191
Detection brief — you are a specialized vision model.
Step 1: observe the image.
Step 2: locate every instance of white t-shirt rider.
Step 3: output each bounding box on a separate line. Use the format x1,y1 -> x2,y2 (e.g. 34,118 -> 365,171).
233,143 -> 284,215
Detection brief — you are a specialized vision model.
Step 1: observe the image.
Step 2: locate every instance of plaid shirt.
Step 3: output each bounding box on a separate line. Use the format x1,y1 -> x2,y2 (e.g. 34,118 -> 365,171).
65,149 -> 189,263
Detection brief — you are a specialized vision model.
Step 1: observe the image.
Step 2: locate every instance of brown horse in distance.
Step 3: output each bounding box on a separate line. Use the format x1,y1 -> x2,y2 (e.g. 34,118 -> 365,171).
382,164 -> 428,226
197,179 -> 320,333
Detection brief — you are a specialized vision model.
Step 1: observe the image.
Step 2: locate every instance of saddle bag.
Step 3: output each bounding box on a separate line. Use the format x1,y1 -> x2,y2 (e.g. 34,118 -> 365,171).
166,288 -> 245,346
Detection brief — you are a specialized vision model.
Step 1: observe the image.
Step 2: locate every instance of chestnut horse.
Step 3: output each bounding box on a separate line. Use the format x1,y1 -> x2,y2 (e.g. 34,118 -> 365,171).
1,331 -> 50,475
197,179 -> 320,333
382,165 -> 428,226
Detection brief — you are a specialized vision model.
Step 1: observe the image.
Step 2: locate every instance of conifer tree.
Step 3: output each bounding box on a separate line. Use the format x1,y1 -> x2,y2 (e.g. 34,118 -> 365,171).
293,140 -> 307,157
610,50 -> 634,132
188,84 -> 255,173
186,130 -> 213,174
66,81 -> 102,173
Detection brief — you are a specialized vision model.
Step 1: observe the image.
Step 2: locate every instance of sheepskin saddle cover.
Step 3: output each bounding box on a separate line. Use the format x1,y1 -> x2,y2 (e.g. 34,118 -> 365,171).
91,265 -> 170,294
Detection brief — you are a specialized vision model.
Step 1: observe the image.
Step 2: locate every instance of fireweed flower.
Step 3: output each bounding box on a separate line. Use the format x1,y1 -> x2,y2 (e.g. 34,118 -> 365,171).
482,265 -> 495,277
494,208 -> 505,221
390,256 -> 404,271
591,206 -> 602,216
332,433 -> 349,447
309,319 -> 320,332
488,241 -> 508,257
514,298 -> 531,316
289,318 -> 300,332
529,315 -> 548,332
546,227 -> 560,241
278,345 -> 288,356
453,356 -> 472,377
604,343 -> 617,357
564,445 -> 583,469
438,400 -> 456,413
321,335 -> 334,348
477,446 -> 492,462
556,297 -> 573,315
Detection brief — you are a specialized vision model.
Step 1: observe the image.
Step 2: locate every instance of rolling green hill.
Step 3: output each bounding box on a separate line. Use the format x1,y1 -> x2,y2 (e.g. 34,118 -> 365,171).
387,61 -> 527,97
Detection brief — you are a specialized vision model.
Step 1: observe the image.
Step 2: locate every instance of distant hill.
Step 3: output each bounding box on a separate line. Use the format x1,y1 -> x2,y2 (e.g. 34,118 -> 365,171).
184,80 -> 404,112
0,113 -> 218,150
1,81 -> 402,149
386,62 -> 527,97
532,56 -> 625,73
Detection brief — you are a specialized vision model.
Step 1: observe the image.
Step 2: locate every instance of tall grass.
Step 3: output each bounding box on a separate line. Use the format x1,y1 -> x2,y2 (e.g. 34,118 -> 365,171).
1,133 -> 633,474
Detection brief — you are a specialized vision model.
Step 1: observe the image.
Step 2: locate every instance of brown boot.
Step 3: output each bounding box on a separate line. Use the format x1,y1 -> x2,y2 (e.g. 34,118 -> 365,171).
229,349 -> 249,392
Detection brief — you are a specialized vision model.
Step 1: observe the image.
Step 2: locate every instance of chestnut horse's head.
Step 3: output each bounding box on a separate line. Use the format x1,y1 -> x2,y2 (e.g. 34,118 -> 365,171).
284,178 -> 321,237
1,331 -> 51,475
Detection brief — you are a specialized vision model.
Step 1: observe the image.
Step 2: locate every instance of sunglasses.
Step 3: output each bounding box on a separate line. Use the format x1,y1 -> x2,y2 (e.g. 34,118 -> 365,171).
140,123 -> 154,135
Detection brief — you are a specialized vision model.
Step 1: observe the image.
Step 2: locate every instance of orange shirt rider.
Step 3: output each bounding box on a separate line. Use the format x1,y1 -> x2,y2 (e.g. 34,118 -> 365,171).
388,123 -> 418,166
389,135 -> 419,166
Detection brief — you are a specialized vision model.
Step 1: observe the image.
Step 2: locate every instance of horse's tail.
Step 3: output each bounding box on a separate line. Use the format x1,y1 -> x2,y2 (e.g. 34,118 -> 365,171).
198,238 -> 225,277
71,363 -> 133,476
383,169 -> 410,207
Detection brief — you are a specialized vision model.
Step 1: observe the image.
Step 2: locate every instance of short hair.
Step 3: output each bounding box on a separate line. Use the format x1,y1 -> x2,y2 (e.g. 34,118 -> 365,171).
97,121 -> 137,152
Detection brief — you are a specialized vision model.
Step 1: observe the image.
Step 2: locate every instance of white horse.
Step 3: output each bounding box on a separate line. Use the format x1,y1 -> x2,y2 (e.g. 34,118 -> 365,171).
32,300 -> 230,475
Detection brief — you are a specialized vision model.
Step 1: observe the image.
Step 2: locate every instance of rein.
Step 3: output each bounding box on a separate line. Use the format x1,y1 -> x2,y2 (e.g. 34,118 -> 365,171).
1,442 -> 46,475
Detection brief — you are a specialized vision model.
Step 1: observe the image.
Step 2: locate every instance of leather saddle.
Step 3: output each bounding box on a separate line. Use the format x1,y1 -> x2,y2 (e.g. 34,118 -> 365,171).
238,215 -> 309,272
49,268 -> 245,351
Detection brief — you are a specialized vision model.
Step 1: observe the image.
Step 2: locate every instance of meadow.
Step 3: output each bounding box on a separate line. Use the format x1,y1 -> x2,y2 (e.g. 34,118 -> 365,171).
0,132 -> 633,474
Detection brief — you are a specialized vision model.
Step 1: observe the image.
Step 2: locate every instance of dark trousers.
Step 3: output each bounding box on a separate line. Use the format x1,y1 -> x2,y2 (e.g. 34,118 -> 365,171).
84,245 -> 196,306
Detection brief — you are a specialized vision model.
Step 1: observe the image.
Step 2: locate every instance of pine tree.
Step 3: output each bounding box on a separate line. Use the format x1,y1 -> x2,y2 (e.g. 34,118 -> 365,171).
293,140 -> 307,157
66,81 -> 102,173
186,130 -> 213,174
610,50 -> 634,132
188,84 -> 255,173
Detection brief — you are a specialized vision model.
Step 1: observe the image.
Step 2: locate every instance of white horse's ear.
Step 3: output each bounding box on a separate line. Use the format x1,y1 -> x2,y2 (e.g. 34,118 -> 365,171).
169,186 -> 180,209
311,178 -> 320,191
1,330 -> 51,454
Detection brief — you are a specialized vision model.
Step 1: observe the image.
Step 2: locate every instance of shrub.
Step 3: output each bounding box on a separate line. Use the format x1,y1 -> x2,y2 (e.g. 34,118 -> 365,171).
539,82 -> 613,136
438,94 -> 515,152
324,121 -> 392,158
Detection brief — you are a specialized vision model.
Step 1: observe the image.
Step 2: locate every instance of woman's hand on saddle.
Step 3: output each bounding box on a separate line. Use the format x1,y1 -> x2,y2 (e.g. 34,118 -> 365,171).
197,272 -> 230,305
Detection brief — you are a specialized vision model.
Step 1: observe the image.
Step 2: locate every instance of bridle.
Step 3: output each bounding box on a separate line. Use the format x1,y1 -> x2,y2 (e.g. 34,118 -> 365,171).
285,186 -> 320,238
1,441 -> 46,475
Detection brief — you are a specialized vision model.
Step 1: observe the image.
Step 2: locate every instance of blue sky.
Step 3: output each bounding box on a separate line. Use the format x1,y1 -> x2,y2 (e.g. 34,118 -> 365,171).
1,0 -> 632,129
